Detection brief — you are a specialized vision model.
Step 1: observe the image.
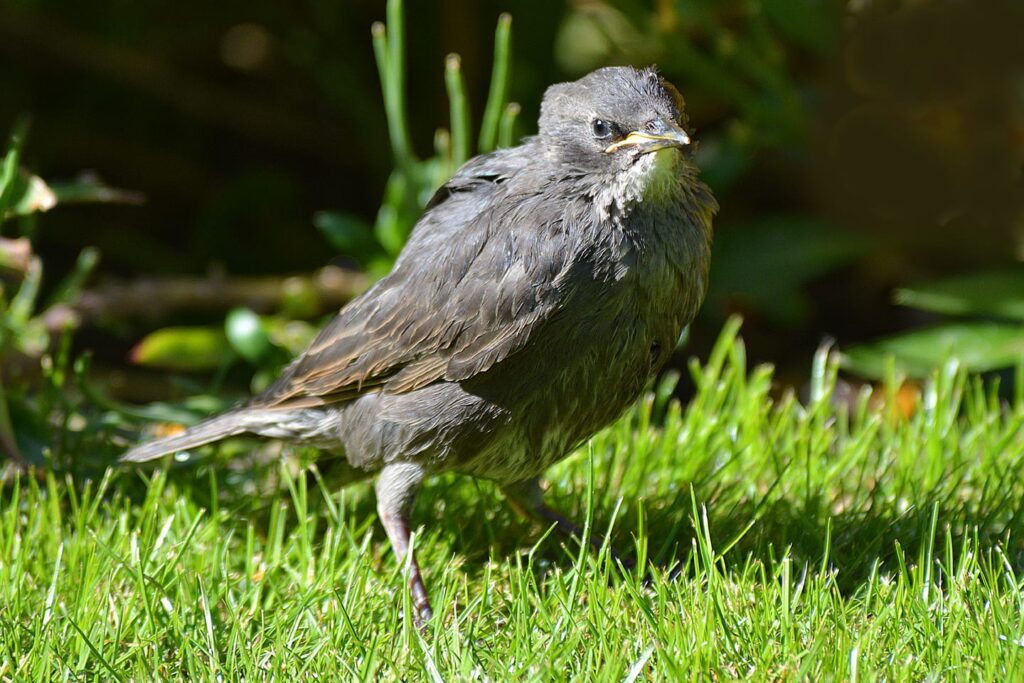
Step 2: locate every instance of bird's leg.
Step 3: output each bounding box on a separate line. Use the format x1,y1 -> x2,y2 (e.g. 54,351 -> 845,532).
375,463 -> 433,624
501,477 -> 635,570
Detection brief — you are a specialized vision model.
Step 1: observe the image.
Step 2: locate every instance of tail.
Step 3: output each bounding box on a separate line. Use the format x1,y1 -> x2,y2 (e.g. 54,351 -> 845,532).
121,410 -> 249,463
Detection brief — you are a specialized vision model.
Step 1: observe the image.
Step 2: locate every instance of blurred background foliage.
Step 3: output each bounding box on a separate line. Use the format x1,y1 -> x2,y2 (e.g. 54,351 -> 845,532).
1,0 -> 1023,466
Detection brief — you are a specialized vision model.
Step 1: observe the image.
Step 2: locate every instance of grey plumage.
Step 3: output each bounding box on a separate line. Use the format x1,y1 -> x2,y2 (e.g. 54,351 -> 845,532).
122,66 -> 717,622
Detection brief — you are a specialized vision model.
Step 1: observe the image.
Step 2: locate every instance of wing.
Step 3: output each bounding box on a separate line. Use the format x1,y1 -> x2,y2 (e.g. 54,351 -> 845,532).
254,142 -> 578,409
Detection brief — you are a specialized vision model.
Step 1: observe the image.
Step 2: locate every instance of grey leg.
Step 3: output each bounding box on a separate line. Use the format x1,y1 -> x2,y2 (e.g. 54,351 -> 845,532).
501,477 -> 635,570
375,462 -> 433,624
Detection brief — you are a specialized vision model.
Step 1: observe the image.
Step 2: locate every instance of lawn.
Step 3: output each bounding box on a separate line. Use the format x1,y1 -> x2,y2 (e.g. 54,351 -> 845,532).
2,320 -> 1024,680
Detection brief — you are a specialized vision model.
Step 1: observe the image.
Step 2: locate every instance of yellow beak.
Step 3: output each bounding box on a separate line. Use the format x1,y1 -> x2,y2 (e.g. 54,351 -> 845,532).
604,117 -> 691,154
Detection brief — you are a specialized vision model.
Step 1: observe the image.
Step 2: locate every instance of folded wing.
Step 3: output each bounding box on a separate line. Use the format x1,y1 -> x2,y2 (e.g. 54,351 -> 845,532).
254,144 -> 577,409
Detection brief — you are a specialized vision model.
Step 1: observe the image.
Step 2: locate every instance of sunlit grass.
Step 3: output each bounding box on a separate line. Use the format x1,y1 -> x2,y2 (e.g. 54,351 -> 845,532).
3,320 -> 1024,679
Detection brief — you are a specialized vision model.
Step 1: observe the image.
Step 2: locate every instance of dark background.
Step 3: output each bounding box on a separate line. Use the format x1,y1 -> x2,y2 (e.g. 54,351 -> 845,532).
2,0 -> 1022,393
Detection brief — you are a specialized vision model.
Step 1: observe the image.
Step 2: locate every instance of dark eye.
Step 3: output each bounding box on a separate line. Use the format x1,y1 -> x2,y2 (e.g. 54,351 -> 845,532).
591,118 -> 613,139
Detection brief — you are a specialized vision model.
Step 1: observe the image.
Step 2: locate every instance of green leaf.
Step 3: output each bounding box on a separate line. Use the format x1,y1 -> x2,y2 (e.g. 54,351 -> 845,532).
895,270 -> 1024,322
48,176 -> 144,207
75,354 -> 233,424
0,123 -> 26,220
375,170 -> 412,255
840,322 -> 1024,380
8,255 -> 42,327
706,217 -> 867,324
2,166 -> 143,220
3,171 -> 143,220
12,318 -> 48,358
225,308 -> 275,365
45,247 -> 100,307
314,211 -> 383,261
7,172 -> 56,217
130,327 -> 233,372
262,317 -> 317,356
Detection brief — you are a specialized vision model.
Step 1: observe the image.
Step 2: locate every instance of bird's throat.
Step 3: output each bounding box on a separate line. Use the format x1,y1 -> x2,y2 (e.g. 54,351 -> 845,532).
643,148 -> 682,202
595,148 -> 682,221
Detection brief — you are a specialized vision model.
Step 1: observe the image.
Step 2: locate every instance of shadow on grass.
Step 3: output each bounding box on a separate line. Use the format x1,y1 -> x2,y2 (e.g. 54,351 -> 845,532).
406,469 -> 1024,596
13,440 -> 1024,602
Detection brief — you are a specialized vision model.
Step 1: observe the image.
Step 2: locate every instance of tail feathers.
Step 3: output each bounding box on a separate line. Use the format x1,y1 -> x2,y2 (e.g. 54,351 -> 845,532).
121,410 -> 249,463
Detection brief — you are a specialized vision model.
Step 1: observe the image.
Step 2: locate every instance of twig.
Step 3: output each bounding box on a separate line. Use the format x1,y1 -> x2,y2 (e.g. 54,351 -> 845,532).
41,265 -> 369,331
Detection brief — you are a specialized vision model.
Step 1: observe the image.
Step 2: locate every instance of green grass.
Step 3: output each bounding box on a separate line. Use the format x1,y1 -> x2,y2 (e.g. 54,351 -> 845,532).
3,320 -> 1024,680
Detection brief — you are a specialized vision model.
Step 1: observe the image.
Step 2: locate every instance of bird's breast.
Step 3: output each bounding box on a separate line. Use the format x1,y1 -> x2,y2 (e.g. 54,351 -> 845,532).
452,167 -> 714,482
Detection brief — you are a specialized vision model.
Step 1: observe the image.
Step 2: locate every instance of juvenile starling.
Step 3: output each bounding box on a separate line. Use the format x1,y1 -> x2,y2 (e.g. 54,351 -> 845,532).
123,66 -> 717,622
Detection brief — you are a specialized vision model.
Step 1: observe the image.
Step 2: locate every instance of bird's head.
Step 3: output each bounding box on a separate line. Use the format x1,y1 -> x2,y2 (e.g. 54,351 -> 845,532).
538,66 -> 692,176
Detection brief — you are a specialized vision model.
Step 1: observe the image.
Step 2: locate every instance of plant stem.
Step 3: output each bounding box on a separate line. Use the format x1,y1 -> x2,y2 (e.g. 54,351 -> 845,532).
444,54 -> 471,170
478,13 -> 512,153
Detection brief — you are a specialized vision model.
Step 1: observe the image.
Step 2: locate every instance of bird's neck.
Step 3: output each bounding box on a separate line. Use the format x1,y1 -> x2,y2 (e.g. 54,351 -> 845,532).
591,149 -> 683,222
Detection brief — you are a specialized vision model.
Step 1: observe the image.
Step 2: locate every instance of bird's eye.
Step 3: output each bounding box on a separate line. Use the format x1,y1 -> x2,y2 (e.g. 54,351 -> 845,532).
591,118 -> 613,139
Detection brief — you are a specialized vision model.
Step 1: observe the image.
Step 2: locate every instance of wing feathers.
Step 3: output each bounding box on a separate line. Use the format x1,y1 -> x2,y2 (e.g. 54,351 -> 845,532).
252,143 -> 575,409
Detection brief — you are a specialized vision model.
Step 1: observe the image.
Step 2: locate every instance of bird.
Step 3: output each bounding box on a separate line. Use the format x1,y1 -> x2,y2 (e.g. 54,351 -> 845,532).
122,65 -> 717,623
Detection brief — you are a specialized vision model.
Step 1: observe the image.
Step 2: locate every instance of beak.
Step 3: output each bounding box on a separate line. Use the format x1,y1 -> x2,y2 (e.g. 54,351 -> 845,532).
604,117 -> 691,154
